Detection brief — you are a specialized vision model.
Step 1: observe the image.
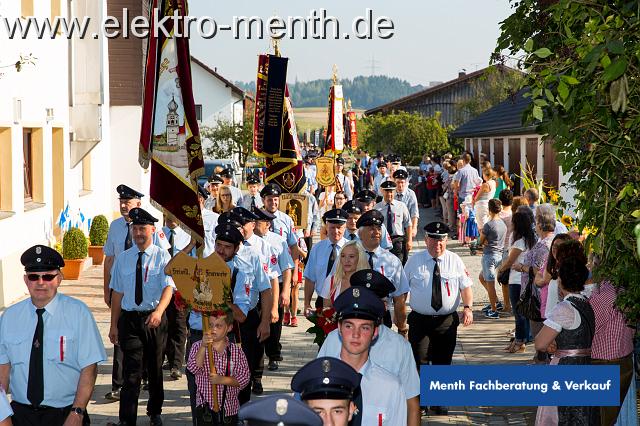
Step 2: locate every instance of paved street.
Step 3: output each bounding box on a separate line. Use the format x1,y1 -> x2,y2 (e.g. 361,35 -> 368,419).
43,206 -> 536,425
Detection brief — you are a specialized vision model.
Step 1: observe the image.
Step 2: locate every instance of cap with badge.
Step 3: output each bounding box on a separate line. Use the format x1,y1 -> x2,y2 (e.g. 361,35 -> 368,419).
392,169 -> 409,180
218,212 -> 244,228
336,157 -> 345,165
355,190 -> 377,204
424,221 -> 450,240
356,209 -> 384,228
291,357 -> 361,401
197,184 -> 209,199
21,245 -> 65,272
323,208 -> 348,224
238,394 -> 322,426
333,286 -> 385,323
117,184 -> 144,200
253,208 -> 276,222
231,207 -> 259,223
214,224 -> 244,245
350,269 -> 395,299
246,175 -> 260,185
220,168 -> 234,178
380,180 -> 397,191
260,183 -> 282,198
342,200 -> 362,215
208,174 -> 223,184
128,207 -> 158,225
377,161 -> 387,169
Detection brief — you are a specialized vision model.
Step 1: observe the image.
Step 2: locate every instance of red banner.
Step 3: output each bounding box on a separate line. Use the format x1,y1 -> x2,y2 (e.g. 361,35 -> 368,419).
139,0 -> 204,245
347,111 -> 358,149
324,85 -> 344,154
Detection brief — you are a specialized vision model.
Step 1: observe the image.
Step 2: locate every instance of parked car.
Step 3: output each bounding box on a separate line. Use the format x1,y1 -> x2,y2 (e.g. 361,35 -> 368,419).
197,159 -> 237,187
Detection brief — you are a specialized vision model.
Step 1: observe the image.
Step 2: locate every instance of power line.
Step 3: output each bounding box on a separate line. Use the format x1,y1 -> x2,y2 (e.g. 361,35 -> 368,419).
365,54 -> 381,75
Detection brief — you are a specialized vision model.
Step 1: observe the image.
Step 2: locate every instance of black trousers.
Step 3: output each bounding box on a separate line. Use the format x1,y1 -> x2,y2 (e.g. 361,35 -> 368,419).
185,329 -> 203,426
118,310 -> 168,425
390,235 -> 408,265
265,303 -> 284,360
238,308 -> 264,405
164,295 -> 188,369
408,311 -> 459,367
11,402 -> 90,426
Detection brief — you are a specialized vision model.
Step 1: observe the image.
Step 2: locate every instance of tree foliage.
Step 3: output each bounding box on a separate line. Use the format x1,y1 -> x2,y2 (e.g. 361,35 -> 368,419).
360,111 -> 449,165
495,0 -> 640,321
201,118 -> 253,168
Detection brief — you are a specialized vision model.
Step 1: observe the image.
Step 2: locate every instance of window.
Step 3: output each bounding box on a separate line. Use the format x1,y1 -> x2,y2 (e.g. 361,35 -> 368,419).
23,129 -> 33,201
195,104 -> 203,122
21,0 -> 34,17
0,128 -> 12,213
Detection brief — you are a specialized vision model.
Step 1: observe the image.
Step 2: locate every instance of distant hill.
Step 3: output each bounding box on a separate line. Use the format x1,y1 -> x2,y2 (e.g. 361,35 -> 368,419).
234,75 -> 424,110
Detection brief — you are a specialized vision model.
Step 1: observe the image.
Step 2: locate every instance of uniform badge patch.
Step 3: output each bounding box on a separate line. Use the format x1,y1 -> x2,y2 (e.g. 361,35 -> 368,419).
271,255 -> 277,265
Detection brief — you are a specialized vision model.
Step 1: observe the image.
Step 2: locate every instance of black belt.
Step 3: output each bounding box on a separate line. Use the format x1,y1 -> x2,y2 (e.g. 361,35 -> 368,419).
12,401 -> 66,412
122,310 -> 154,317
411,311 -> 455,319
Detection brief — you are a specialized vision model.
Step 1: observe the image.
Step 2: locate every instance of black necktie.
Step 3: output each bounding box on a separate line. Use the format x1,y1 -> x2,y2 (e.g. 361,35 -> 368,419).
397,193 -> 403,201
135,252 -> 144,306
431,257 -> 443,312
326,244 -> 336,277
349,232 -> 356,240
251,196 -> 256,212
168,229 -> 175,257
366,251 -> 374,269
28,308 -> 45,407
124,222 -> 132,250
386,203 -> 393,234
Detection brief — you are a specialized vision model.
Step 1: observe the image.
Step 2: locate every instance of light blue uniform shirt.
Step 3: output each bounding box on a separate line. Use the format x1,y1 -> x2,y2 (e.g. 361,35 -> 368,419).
367,246 -> 409,297
202,209 -> 220,258
262,231 -> 295,281
0,388 -> 11,421
228,185 -> 244,206
303,237 -> 349,287
395,188 -> 419,220
109,244 -> 176,311
374,200 -> 411,236
104,216 -> 170,257
162,225 -> 193,256
0,294 -> 107,408
188,259 -> 253,330
238,193 -> 264,211
271,210 -> 299,247
318,325 -> 420,398
244,234 -> 280,281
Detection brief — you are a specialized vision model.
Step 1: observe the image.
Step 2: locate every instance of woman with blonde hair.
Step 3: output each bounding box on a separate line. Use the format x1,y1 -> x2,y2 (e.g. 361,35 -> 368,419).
317,241 -> 370,307
214,184 -> 236,213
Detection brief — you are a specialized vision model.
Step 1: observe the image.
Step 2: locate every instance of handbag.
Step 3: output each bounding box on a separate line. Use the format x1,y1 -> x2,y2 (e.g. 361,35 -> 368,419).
497,268 -> 510,285
515,266 -> 543,322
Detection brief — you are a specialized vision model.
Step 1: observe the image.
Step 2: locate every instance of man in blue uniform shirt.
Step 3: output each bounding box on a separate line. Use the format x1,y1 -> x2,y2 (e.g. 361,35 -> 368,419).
375,180 -> 412,265
108,208 -> 175,426
0,245 -> 106,426
354,190 -> 393,250
303,209 -> 349,315
239,175 -> 264,212
393,169 -> 420,239
260,183 -> 305,261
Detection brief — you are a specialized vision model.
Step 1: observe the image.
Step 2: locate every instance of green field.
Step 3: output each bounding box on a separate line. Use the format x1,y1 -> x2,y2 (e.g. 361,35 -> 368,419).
293,107 -> 365,134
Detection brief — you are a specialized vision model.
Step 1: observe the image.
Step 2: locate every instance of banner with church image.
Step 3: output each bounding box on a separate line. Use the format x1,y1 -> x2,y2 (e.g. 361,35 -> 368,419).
139,0 -> 204,246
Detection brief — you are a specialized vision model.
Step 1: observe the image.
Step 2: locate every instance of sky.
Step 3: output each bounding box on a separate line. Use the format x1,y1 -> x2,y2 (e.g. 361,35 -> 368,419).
188,0 -> 514,86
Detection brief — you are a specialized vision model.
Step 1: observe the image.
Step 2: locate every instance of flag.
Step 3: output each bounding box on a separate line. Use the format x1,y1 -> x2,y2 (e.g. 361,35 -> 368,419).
347,110 -> 358,149
324,84 -> 344,154
139,0 -> 204,246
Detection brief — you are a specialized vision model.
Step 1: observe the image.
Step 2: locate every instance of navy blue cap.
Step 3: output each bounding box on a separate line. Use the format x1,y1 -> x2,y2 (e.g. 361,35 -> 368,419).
356,209 -> 384,228
380,180 -> 397,191
116,184 -> 144,200
350,269 -> 395,299
254,208 -> 276,222
393,169 -> 409,179
260,183 -> 282,198
218,212 -> 243,228
208,174 -> 223,184
214,224 -> 244,245
424,221 -> 450,239
197,184 -> 208,199
355,190 -> 376,203
343,200 -> 362,215
220,168 -> 234,178
128,207 -> 158,225
238,394 -> 322,426
323,208 -> 348,224
21,245 -> 64,272
231,207 -> 259,223
377,161 -> 387,169
247,175 -> 260,185
333,286 -> 385,323
291,357 -> 361,401
336,157 -> 345,165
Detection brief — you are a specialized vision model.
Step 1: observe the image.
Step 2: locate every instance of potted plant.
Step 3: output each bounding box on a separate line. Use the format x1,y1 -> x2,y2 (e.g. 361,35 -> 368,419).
88,214 -> 109,265
61,227 -> 88,280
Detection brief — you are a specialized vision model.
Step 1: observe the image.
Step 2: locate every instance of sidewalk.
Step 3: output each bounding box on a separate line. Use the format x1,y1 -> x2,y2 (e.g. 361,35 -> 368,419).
55,205 -> 537,425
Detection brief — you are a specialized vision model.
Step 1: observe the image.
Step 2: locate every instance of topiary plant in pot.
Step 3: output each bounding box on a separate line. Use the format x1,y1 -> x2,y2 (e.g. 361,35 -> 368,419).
88,214 -> 109,265
61,227 -> 88,279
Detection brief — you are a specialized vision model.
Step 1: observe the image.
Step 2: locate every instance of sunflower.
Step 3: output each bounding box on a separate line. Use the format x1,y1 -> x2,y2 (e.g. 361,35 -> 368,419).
548,189 -> 560,204
561,215 -> 573,227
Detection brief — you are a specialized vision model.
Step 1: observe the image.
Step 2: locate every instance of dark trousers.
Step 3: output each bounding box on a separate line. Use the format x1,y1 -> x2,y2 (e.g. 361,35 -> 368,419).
11,402 -> 90,426
118,310 -> 168,425
112,344 -> 124,390
164,296 -> 188,369
238,308 -> 264,405
592,353 -> 634,426
408,311 -> 459,367
265,304 -> 284,360
390,235 -> 408,265
186,329 -> 203,426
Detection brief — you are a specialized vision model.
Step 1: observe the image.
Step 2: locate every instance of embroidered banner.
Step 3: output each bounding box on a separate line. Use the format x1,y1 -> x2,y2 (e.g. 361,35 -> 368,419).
253,54 -> 288,157
324,85 -> 344,154
347,110 -> 358,149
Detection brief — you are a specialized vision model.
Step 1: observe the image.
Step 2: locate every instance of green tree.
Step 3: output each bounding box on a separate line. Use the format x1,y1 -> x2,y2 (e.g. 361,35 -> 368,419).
201,118 -> 253,169
361,111 -> 449,165
495,0 -> 640,321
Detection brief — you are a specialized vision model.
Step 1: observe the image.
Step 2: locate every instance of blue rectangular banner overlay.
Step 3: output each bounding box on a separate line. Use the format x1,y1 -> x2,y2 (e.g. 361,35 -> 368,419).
420,365 -> 619,407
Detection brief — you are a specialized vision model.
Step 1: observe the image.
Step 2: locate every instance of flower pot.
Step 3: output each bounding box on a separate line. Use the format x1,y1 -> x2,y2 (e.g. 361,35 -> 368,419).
88,245 -> 105,265
61,258 -> 85,280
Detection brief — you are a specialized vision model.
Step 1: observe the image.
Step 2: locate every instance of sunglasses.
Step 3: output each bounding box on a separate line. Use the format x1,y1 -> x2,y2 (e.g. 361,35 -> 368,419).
27,273 -> 58,282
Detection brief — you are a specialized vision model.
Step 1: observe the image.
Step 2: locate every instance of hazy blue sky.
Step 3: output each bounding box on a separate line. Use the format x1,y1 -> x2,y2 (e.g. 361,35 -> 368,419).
188,0 -> 514,85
